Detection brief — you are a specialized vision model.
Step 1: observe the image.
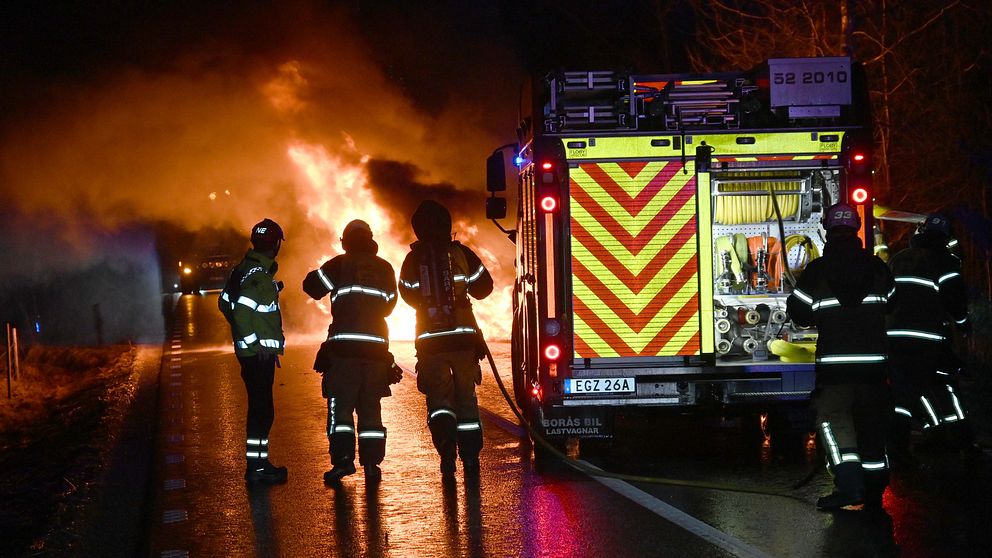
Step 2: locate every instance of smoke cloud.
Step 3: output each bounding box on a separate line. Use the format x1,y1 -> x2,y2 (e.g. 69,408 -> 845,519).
0,3 -> 522,343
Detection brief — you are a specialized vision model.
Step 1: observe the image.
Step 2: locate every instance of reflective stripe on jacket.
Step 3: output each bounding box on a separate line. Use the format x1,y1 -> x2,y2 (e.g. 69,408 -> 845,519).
303,251 -> 397,359
219,250 -> 285,357
886,237 -> 969,342
786,240 -> 895,384
399,240 -> 493,354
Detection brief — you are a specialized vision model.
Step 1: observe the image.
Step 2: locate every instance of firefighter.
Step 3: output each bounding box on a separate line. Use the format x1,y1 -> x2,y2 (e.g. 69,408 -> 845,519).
219,218 -> 288,484
398,200 -> 494,478
303,220 -> 400,485
886,213 -> 974,463
787,204 -> 895,511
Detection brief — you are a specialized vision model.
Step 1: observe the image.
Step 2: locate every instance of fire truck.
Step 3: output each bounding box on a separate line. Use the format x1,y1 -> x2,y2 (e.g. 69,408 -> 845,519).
485,57 -> 875,446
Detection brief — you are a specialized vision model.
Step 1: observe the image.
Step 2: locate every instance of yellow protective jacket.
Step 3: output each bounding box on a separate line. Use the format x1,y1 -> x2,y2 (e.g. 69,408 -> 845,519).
219,250 -> 285,357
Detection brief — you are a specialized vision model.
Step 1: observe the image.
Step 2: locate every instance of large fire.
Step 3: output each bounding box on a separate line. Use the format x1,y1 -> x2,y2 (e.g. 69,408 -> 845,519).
288,142 -> 511,342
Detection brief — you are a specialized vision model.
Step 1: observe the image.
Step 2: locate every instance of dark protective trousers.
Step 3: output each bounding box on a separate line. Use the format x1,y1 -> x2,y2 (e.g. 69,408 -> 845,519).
813,382 -> 890,503
322,357 -> 389,467
416,350 -> 484,462
889,339 -> 971,452
238,355 -> 276,467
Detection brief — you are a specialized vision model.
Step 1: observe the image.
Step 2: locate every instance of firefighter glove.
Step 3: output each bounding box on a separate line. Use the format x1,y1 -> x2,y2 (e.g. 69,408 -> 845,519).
389,361 -> 404,385
256,345 -> 280,361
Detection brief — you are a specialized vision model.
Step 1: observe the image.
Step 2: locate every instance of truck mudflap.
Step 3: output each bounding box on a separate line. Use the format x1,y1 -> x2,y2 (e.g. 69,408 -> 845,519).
537,405 -> 613,438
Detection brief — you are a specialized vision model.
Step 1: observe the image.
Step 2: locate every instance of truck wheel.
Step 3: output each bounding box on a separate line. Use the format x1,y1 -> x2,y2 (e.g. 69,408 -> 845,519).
511,316 -> 527,408
767,411 -> 813,452
533,434 -> 570,464
527,404 -> 568,463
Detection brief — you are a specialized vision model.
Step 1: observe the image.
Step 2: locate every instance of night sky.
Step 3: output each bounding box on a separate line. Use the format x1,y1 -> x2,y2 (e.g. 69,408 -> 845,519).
1,1 -> 987,342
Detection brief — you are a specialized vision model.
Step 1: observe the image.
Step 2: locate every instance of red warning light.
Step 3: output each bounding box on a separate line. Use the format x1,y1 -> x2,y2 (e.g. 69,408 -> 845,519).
852,153 -> 866,162
851,188 -> 869,204
541,162 -> 553,170
543,344 -> 561,360
540,196 -> 557,212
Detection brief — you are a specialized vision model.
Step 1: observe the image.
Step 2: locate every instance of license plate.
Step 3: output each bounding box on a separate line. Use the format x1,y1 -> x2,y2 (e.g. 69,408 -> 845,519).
564,377 -> 635,395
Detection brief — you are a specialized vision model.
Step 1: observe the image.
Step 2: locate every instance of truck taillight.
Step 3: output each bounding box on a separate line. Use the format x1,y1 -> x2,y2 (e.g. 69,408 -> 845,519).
851,187 -> 869,204
544,344 -> 561,360
541,161 -> 556,184
852,153 -> 866,162
540,196 -> 557,212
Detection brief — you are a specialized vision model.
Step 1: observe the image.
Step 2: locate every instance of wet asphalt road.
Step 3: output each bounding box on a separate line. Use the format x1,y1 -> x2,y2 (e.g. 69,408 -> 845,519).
143,294 -> 992,557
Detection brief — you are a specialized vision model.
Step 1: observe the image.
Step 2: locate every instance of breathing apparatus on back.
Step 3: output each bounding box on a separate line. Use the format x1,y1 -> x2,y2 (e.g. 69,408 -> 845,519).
411,200 -> 465,330
418,243 -> 459,330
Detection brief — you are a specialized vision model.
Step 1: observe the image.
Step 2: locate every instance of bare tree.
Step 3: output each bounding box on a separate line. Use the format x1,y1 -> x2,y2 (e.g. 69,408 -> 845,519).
688,0 -> 992,295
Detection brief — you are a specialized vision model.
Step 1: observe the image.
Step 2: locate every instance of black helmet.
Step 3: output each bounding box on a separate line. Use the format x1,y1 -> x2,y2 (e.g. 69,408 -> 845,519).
919,213 -> 951,238
342,219 -> 373,241
250,218 -> 285,250
824,203 -> 861,231
340,219 -> 377,254
411,200 -> 452,242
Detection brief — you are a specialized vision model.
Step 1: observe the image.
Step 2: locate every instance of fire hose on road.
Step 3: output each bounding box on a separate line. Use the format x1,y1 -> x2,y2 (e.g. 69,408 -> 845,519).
481,341 -> 821,503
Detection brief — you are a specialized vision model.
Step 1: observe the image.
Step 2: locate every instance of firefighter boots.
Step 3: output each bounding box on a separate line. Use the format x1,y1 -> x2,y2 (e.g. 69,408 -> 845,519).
817,462 -> 864,511
816,491 -> 865,511
323,461 -> 357,485
245,460 -> 288,485
364,464 -> 382,484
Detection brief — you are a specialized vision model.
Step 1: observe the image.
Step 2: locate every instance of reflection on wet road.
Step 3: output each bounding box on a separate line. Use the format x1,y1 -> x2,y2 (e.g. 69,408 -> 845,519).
145,294 -> 991,557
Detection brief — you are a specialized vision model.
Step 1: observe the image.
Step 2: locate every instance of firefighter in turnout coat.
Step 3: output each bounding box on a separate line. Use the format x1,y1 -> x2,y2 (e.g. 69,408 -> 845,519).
303,220 -> 399,485
219,218 -> 288,484
398,200 -> 494,478
787,204 -> 896,511
886,213 -> 974,461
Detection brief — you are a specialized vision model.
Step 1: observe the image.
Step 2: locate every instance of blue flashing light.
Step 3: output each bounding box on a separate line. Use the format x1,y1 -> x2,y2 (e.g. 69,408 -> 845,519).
35,321 -> 41,333
513,155 -> 525,167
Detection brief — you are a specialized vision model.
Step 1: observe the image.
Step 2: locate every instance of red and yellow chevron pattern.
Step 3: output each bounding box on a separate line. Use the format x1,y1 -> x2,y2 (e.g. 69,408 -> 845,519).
570,161 -> 702,358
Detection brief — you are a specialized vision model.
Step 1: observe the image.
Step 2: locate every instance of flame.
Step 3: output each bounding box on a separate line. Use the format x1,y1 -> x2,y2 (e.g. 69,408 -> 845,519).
287,141 -> 511,342
288,142 -> 417,340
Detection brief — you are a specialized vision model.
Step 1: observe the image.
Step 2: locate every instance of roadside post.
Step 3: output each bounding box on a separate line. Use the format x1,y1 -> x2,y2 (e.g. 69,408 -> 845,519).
5,322 -> 11,399
12,326 -> 19,380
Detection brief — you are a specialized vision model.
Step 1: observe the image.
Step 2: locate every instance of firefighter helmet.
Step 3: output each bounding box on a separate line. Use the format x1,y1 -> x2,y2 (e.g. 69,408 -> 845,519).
824,203 -> 861,231
251,218 -> 285,249
919,213 -> 951,238
342,219 -> 373,240
412,200 -> 452,242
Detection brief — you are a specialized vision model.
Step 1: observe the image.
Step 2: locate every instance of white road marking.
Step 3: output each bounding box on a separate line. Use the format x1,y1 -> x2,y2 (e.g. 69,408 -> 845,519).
478,407 -> 773,558
577,460 -> 774,558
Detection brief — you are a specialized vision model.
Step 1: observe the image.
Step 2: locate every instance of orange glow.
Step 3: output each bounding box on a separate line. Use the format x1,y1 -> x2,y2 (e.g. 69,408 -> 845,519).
287,142 -> 510,341
288,142 -> 418,340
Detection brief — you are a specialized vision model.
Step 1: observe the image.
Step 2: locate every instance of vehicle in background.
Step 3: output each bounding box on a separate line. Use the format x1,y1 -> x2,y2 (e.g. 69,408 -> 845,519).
179,254 -> 234,294
485,57 -> 876,451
